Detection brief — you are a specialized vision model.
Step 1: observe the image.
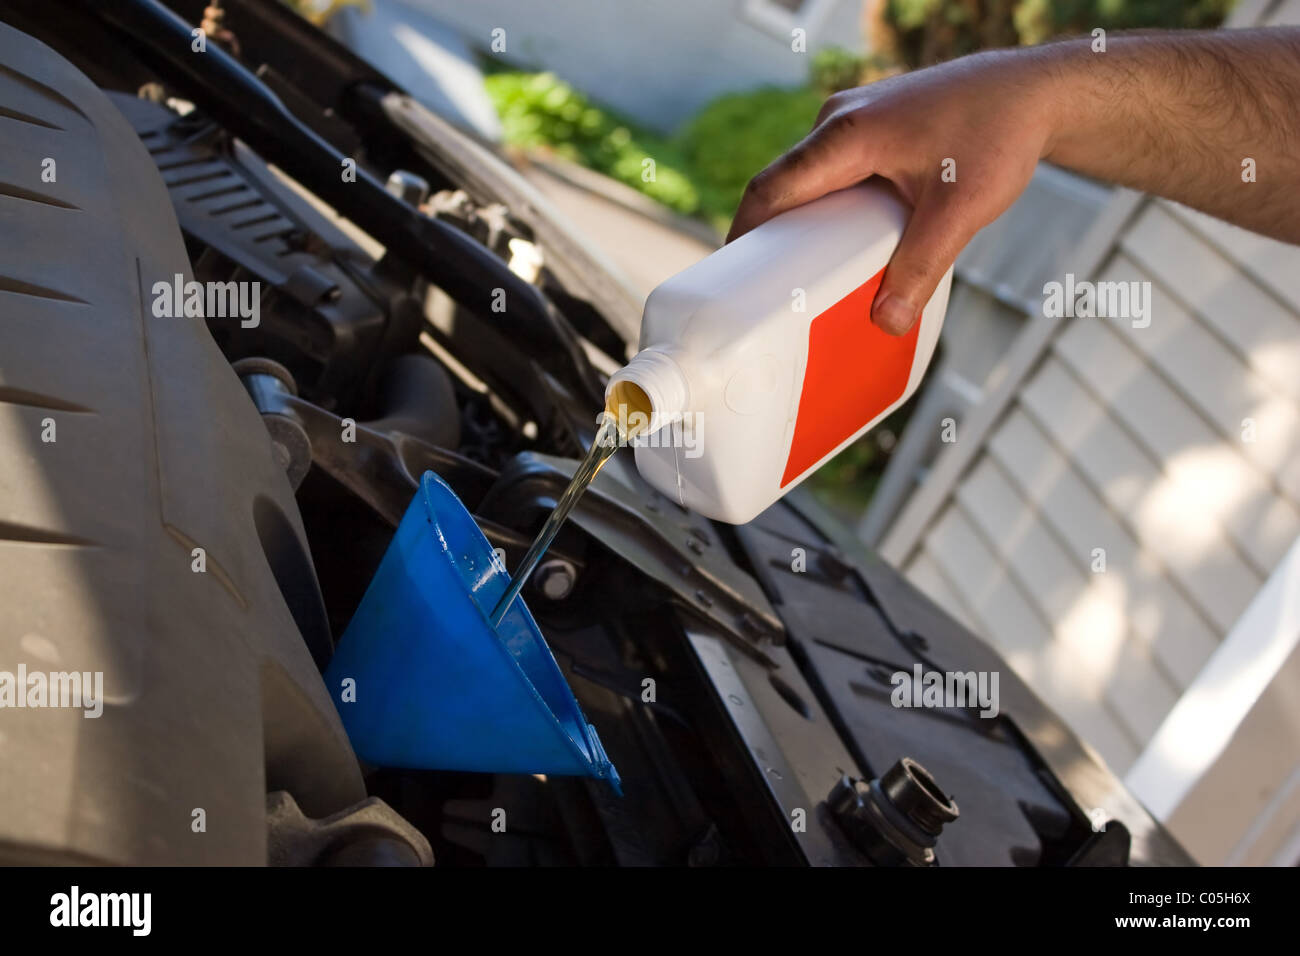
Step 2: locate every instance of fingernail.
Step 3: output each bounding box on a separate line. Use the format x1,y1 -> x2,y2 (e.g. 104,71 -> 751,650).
872,291 -> 915,335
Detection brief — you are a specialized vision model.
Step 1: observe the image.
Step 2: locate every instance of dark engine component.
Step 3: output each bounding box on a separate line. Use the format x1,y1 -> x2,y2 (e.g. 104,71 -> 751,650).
110,92 -> 424,413
828,759 -> 959,866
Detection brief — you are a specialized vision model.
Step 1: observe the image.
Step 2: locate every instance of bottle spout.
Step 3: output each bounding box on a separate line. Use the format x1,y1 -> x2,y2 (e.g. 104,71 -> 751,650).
605,349 -> 690,439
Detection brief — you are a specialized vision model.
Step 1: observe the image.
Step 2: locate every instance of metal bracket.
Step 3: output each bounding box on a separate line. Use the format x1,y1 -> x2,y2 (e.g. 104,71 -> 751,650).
479,451 -> 785,660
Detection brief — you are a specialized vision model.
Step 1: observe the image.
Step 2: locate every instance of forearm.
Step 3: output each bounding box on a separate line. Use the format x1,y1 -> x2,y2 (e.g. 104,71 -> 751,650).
1036,28 -> 1300,241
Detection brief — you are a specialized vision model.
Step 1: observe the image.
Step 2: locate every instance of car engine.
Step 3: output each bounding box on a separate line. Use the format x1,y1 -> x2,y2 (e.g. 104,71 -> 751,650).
0,0 -> 1192,867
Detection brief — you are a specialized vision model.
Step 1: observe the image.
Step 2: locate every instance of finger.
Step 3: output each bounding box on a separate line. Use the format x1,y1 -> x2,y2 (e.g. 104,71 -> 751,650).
813,90 -> 850,128
726,110 -> 877,242
871,193 -> 974,335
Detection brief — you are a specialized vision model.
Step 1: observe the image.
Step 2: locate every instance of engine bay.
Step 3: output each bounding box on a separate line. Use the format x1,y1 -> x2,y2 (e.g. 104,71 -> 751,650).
0,0 -> 1194,867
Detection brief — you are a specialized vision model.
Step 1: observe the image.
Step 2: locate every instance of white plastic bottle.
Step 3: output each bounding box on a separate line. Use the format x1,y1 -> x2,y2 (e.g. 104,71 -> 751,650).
605,181 -> 953,524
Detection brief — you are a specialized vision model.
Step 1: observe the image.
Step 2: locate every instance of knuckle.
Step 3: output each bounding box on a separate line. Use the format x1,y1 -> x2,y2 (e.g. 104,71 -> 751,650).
815,90 -> 849,124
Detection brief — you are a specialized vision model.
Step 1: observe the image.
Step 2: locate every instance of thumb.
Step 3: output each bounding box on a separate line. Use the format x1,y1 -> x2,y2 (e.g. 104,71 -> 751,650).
871,193 -> 971,335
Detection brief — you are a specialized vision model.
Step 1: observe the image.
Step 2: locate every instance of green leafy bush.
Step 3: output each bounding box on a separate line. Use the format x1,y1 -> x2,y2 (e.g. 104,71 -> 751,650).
485,72 -> 824,231
484,71 -> 700,216
810,46 -> 869,93
674,86 -> 826,230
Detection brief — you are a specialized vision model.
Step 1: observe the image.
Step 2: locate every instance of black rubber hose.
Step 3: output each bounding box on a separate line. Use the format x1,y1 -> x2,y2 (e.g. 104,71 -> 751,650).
81,0 -> 605,408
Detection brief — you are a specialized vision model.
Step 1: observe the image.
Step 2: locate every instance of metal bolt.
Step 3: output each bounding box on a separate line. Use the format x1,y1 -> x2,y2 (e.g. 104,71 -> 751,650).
385,169 -> 431,208
534,559 -> 577,601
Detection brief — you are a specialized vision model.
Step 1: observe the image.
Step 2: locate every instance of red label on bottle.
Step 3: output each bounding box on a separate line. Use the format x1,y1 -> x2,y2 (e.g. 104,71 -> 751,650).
780,267 -> 920,488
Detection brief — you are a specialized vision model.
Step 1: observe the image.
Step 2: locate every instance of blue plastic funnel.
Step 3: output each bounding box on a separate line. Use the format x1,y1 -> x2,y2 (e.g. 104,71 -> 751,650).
324,471 -> 620,789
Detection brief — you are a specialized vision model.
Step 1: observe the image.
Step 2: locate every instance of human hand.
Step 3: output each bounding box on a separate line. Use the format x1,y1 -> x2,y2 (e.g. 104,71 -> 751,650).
727,49 -> 1062,335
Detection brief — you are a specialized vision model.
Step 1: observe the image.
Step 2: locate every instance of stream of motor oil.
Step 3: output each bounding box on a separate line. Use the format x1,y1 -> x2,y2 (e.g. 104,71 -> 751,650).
489,412 -> 622,627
